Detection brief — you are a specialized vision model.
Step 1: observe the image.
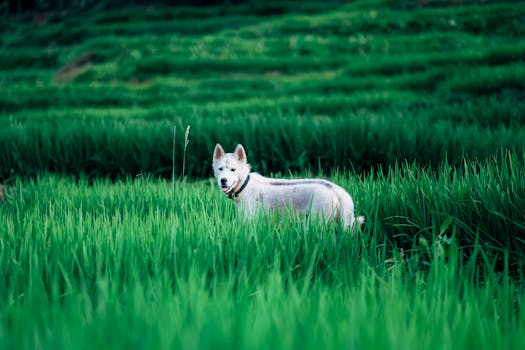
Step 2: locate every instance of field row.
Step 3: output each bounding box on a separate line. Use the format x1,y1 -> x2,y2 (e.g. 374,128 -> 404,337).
3,1 -> 523,48
3,29 -> 523,71
4,91 -> 523,125
2,111 -> 525,179
1,61 -> 524,112
2,153 -> 524,262
2,36 -> 524,88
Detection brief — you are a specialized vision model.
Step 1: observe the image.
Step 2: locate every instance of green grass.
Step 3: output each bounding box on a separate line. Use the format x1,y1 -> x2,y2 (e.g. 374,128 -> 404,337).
1,157 -> 524,349
1,1 -> 525,348
2,107 -> 525,179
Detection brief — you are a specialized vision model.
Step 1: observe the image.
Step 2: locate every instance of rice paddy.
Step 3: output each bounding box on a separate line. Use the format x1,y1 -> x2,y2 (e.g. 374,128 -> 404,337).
1,0 -> 524,349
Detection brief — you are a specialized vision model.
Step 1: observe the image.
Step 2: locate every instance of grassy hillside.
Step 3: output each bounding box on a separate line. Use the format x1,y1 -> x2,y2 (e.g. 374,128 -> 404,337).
1,0 -> 525,179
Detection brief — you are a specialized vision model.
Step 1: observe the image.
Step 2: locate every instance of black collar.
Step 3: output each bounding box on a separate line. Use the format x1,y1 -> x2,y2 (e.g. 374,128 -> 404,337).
228,174 -> 250,200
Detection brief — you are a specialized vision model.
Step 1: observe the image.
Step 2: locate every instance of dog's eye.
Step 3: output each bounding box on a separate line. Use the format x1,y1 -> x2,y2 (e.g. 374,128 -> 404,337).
218,167 -> 224,171
230,168 -> 236,172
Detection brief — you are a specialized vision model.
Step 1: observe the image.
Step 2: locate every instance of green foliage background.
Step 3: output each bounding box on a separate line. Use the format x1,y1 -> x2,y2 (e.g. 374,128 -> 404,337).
1,0 -> 524,179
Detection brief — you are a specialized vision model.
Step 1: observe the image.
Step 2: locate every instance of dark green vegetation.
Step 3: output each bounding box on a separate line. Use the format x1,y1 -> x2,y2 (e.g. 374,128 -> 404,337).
1,0 -> 525,178
1,1 -> 524,349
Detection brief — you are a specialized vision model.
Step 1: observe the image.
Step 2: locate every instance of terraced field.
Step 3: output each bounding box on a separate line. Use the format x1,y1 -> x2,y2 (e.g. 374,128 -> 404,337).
1,1 -> 524,349
2,0 -> 525,178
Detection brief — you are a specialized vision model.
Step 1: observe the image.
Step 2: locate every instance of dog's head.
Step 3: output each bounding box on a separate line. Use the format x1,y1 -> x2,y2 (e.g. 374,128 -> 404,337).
212,143 -> 251,196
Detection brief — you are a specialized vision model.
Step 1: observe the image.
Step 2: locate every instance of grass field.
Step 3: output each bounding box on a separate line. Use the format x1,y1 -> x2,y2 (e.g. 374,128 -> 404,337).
1,0 -> 524,349
1,161 -> 524,349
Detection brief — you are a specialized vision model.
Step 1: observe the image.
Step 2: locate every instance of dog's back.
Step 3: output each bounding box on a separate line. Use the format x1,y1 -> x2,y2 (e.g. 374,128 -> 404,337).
252,175 -> 363,231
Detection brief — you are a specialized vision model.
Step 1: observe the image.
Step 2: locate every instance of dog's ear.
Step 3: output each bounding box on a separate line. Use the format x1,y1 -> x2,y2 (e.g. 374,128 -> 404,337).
234,144 -> 247,163
213,143 -> 225,161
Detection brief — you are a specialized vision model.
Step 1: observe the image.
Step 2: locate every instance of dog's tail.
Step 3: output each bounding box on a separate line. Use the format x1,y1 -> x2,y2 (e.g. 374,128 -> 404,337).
349,215 -> 365,235
354,215 -> 365,229
331,184 -> 364,233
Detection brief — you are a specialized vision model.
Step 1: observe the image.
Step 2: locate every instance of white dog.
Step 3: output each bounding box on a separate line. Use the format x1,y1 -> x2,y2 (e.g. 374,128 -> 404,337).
212,143 -> 364,231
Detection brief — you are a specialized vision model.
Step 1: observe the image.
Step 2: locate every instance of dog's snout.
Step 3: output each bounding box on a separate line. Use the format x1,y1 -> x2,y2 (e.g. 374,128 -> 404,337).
220,178 -> 227,186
